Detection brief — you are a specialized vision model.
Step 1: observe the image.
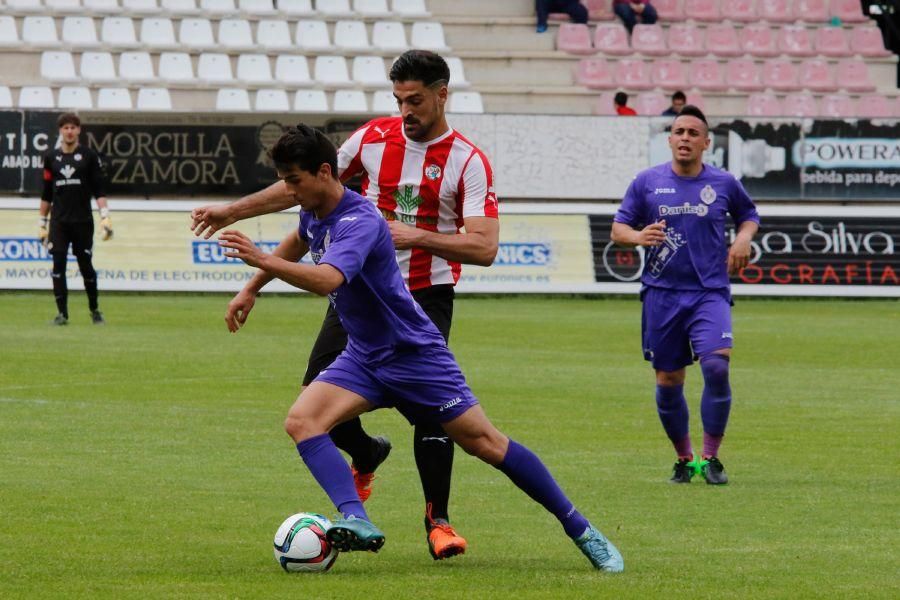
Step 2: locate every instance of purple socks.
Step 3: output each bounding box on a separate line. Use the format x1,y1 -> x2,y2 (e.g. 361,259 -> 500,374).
296,433 -> 368,520
700,354 -> 731,456
656,384 -> 693,458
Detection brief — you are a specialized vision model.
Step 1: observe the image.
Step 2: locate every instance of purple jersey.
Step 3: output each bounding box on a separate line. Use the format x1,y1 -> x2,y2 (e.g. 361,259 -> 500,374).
299,188 -> 446,363
615,162 -> 760,290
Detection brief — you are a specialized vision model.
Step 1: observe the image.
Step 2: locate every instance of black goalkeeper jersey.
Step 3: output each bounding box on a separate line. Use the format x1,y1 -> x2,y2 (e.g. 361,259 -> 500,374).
41,145 -> 107,223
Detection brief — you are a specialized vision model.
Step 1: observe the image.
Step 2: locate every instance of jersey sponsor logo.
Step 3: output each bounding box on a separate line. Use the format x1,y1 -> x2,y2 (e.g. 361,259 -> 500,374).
700,184 -> 717,205
379,208 -> 437,226
339,216 -> 358,222
494,243 -> 551,266
439,397 -> 463,412
424,164 -> 441,180
373,126 -> 391,138
654,187 -> 677,194
394,185 -> 423,214
60,164 -> 76,179
659,202 -> 708,217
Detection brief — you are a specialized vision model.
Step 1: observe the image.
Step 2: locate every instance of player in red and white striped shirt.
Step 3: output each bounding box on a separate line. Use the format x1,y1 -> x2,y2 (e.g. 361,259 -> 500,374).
190,51 -> 499,560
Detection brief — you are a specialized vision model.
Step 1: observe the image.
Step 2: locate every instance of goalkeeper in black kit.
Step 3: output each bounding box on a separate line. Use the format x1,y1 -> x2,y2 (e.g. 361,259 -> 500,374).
38,113 -> 112,325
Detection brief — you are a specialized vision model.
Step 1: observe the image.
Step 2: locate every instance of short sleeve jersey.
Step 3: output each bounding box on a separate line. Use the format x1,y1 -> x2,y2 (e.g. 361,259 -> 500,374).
337,116 -> 499,291
41,145 -> 106,223
299,188 -> 447,364
614,162 -> 760,290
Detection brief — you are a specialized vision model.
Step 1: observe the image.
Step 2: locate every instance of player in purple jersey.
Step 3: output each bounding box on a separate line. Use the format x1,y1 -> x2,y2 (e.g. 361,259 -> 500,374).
216,124 -> 623,572
611,106 -> 759,485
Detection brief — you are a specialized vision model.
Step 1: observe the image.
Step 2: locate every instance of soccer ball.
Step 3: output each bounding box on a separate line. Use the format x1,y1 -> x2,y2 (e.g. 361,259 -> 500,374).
273,512 -> 339,573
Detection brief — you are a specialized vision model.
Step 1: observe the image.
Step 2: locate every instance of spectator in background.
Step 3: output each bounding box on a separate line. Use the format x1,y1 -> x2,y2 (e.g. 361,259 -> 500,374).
661,91 -> 686,116
536,0 -> 589,33
613,1 -> 658,35
614,91 -> 637,115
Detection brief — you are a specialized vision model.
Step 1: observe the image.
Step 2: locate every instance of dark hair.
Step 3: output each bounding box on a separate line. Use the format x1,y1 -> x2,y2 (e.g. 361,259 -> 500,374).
269,123 -> 337,177
671,91 -> 687,102
676,104 -> 708,126
57,112 -> 81,128
614,91 -> 628,106
389,50 -> 450,87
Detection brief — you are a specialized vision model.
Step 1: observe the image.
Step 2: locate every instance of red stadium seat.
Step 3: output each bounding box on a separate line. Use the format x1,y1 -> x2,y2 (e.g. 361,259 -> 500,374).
635,91 -> 669,115
632,24 -> 667,56
683,0 -> 719,22
652,0 -> 684,21
742,25 -> 779,57
831,0 -> 869,23
746,92 -> 783,116
799,59 -> 837,92
557,23 -> 595,55
762,58 -> 800,91
726,58 -> 764,91
615,59 -> 654,89
689,59 -> 726,91
836,59 -> 876,92
574,58 -> 616,89
722,0 -> 757,22
706,24 -> 742,57
594,24 -> 631,56
857,95 -> 896,117
819,94 -> 856,117
795,0 -> 829,23
783,92 -> 819,117
815,26 -> 851,57
757,0 -> 795,23
851,27 -> 891,57
651,59 -> 688,90
667,24 -> 705,56
779,25 -> 815,57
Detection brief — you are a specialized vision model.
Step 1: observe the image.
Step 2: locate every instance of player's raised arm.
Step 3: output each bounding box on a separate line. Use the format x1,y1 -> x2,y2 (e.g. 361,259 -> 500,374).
190,180 -> 296,239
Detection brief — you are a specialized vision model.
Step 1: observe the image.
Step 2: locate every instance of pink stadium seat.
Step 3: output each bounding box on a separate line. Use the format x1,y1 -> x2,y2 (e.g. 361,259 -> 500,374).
851,27 -> 891,57
706,24 -> 742,57
831,0 -> 869,23
779,25 -> 815,57
557,23 -> 595,55
583,0 -> 614,20
757,0 -> 795,23
795,0 -> 828,23
722,0 -> 757,22
615,59 -> 654,89
574,58 -> 616,89
799,58 -> 837,92
594,24 -> 631,56
548,13 -> 569,21
651,59 -> 688,90
652,0 -> 684,21
683,0 -> 719,22
742,25 -> 779,57
635,91 -> 669,115
667,24 -> 705,56
857,95 -> 896,117
819,94 -> 856,117
783,92 -> 819,117
689,59 -> 726,90
746,92 -> 784,116
815,27 -> 851,57
726,58 -> 764,91
592,91 -> 617,115
762,58 -> 800,90
686,91 -> 705,111
836,59 -> 876,92
632,24 -> 667,56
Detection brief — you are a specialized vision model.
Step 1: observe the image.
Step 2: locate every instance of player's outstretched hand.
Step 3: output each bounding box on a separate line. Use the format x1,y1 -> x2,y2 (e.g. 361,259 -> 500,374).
388,220 -> 424,250
100,216 -> 113,241
637,220 -> 667,247
224,288 -> 257,333
219,230 -> 267,269
727,235 -> 752,274
191,204 -> 235,239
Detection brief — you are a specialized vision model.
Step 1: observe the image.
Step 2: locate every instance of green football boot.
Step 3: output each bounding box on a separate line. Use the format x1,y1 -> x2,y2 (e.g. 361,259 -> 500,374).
326,516 -> 386,553
574,525 -> 624,572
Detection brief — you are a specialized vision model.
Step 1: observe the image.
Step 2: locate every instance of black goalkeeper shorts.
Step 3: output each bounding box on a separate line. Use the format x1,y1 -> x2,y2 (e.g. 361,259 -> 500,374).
48,220 -> 93,256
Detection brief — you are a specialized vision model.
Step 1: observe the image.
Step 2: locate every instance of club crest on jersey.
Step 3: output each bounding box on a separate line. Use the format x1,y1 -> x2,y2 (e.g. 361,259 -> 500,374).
700,184 -> 717,205
74,153 -> 82,161
424,164 -> 441,181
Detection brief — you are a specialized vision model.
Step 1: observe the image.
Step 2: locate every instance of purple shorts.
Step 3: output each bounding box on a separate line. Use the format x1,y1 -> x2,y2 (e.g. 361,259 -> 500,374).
641,286 -> 733,372
314,345 -> 479,425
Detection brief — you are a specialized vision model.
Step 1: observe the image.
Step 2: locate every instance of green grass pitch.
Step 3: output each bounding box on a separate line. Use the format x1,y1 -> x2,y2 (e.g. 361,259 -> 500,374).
1,292 -> 897,599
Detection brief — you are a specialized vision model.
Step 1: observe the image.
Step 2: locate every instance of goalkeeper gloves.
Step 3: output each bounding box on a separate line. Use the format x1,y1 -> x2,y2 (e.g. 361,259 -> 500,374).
99,208 -> 113,241
38,216 -> 49,247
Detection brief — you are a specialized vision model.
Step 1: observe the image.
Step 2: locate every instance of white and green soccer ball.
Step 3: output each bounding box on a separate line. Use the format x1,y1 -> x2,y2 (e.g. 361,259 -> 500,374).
273,512 -> 338,573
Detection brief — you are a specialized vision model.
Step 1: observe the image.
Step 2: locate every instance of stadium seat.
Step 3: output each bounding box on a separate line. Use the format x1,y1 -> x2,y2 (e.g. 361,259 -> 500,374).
255,88 -> 290,111
257,20 -> 293,50
779,25 -> 815,57
18,86 -> 55,108
686,91 -> 705,111
317,0 -> 354,16
682,0 -> 719,21
593,24 -> 630,56
333,89 -> 368,112
84,0 -> 123,13
352,55 -> 389,87
392,0 -> 429,17
722,0 -> 757,22
159,52 -> 194,83
140,18 -> 179,49
335,20 -> 370,51
757,0 -> 795,22
411,22 -> 449,52
574,58 -> 615,89
62,17 -> 101,48
746,92 -> 783,116
857,95 -> 895,117
118,51 -> 156,83
557,23 -> 594,55
218,19 -> 255,50
667,24 -> 704,56
372,21 -> 408,52
294,89 -> 329,111
0,86 -> 12,108
799,58 -> 836,92
237,54 -> 274,84
314,55 -> 351,85
742,25 -> 778,57
851,27 -> 891,57
179,18 -> 217,50
831,0 -> 868,23
240,0 -> 278,15
650,59 -> 688,90
705,24 -> 742,57
161,0 -> 202,15
725,58 -> 764,91
761,58 -> 799,91
815,26 -> 851,57
22,17 -> 60,47
41,51 -> 79,82
689,59 -> 726,91
296,20 -> 332,51
631,24 -> 667,56
216,87 -> 251,110
136,87 -> 173,109
80,51 -> 118,83
278,0 -> 315,15
201,0 -> 238,15
615,59 -> 653,90
819,94 -> 856,117
354,0 -> 390,17
123,0 -> 160,14
583,0 -> 614,20
783,92 -> 818,117
448,91 -> 484,113
101,17 -> 139,48
794,0 -> 828,22
198,53 -> 235,84
446,57 -> 470,88
592,91 -> 617,116
836,59 -> 875,92
274,55 -> 311,85
7,0 -> 43,11
97,88 -> 133,109
0,17 -> 19,47
371,89 -> 398,114
46,0 -> 84,13
652,0 -> 684,21
634,92 -> 668,116
58,86 -> 94,108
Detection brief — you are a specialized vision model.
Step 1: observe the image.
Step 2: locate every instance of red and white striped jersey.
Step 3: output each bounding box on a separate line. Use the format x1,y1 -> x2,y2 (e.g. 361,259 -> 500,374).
337,116 -> 498,291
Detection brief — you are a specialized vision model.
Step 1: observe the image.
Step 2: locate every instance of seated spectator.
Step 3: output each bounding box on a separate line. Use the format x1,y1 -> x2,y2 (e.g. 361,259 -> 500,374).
613,1 -> 658,35
536,0 -> 589,33
614,91 -> 637,115
661,90 -> 686,116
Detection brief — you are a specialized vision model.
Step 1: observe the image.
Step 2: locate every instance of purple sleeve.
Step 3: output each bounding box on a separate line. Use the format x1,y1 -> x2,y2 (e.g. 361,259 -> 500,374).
614,173 -> 645,226
297,212 -> 311,243
728,177 -> 760,227
318,215 -> 378,283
